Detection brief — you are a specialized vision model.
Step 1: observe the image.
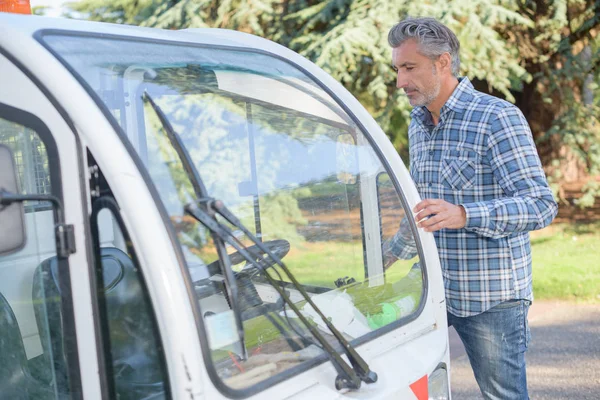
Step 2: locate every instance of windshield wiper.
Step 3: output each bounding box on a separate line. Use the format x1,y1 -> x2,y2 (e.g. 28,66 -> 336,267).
188,199 -> 378,390
142,92 -> 377,390
142,92 -> 247,360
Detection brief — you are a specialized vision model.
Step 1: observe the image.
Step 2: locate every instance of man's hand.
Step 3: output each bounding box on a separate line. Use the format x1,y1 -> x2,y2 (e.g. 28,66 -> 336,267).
413,199 -> 466,232
383,252 -> 397,270
381,237 -> 397,269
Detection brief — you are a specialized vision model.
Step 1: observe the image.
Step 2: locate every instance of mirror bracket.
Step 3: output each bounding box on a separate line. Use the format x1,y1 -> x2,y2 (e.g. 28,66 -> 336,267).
0,189 -> 76,259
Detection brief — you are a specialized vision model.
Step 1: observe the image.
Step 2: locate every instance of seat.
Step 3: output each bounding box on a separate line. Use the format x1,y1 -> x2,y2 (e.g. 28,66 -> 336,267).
31,257 -> 69,395
0,292 -> 30,400
32,247 -> 166,399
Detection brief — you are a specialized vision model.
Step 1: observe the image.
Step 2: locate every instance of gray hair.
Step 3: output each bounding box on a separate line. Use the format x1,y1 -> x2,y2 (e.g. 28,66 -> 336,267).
388,17 -> 461,76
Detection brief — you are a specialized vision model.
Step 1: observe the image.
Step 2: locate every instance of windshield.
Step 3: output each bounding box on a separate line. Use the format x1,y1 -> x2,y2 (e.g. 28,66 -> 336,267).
42,33 -> 425,394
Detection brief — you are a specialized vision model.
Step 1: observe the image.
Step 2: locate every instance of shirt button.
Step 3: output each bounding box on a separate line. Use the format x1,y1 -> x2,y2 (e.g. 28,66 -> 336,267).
428,150 -> 433,156
429,183 -> 432,187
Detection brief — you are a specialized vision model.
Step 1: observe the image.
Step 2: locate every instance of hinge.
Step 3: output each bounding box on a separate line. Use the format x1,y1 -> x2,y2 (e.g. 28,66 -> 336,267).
55,223 -> 76,259
89,164 -> 100,198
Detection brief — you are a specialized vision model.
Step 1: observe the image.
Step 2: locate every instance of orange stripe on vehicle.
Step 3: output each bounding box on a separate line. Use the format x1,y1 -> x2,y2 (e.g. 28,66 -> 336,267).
409,375 -> 428,400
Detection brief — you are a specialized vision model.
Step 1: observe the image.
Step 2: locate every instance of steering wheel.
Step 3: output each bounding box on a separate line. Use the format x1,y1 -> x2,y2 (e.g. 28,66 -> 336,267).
194,239 -> 291,314
203,239 -> 291,278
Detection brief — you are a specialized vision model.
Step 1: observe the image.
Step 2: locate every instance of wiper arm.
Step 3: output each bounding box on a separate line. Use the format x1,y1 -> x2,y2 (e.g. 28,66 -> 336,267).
142,92 -> 377,390
142,92 -> 247,359
209,200 -> 377,389
185,200 -> 375,390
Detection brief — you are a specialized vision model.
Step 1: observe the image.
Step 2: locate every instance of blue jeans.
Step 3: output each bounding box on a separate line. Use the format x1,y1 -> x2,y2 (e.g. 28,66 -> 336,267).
448,299 -> 532,399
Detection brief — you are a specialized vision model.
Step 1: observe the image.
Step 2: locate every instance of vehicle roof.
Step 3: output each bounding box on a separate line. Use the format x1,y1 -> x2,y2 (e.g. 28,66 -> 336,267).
0,13 -> 285,54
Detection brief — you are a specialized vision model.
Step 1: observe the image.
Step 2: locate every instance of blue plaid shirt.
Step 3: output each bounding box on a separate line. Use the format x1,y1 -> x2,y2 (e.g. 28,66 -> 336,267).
391,77 -> 558,317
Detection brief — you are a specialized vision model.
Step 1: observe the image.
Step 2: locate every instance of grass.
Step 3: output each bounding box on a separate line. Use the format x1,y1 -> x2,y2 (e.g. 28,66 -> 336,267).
209,221 -> 600,359
214,242 -> 421,354
531,222 -> 600,303
281,222 -> 600,303
276,242 -> 414,286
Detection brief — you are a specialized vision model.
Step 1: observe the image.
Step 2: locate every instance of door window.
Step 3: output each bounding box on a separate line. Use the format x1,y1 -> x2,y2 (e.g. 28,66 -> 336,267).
0,110 -> 76,399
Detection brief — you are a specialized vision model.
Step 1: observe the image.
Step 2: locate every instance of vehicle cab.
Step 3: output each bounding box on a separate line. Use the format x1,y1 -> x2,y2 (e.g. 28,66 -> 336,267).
0,10 -> 450,400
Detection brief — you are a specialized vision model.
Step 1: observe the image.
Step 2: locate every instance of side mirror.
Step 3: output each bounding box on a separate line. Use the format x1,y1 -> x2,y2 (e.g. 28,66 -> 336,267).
0,145 -> 26,256
336,133 -> 358,185
0,144 -> 75,259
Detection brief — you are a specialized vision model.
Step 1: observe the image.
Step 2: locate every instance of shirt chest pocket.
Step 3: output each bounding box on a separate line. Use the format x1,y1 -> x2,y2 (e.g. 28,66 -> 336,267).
440,150 -> 479,190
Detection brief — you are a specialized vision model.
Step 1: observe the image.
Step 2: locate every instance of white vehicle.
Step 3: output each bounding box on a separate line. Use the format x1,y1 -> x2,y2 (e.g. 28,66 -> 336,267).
0,6 -> 449,400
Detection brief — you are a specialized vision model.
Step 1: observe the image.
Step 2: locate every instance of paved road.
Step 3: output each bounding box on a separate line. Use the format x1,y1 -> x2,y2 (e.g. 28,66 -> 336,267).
450,301 -> 600,399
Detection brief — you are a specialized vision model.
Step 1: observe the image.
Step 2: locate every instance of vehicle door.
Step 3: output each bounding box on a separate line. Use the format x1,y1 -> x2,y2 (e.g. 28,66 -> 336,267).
0,48 -> 100,398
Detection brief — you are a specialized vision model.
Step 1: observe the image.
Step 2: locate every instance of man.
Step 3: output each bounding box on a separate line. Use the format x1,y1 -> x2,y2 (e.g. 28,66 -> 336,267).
384,17 -> 558,399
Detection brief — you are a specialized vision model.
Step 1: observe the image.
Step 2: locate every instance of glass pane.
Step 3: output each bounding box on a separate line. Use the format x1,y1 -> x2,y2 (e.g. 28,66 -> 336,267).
94,207 -> 168,399
43,34 -> 426,392
376,173 -> 423,328
0,117 -> 72,398
0,120 -> 51,210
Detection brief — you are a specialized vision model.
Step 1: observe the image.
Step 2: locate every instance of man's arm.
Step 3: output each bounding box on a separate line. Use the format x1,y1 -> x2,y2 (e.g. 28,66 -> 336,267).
415,106 -> 557,237
383,216 -> 418,268
460,106 -> 558,239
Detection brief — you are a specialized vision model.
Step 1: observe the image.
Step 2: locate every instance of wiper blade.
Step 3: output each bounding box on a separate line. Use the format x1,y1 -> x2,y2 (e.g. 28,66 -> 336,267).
142,92 -> 247,359
142,91 -> 377,391
186,200 -> 377,390
211,200 -> 378,389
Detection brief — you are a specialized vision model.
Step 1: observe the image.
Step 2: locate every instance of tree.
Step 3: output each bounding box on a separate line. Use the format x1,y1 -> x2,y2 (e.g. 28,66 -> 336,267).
502,0 -> 600,205
65,0 -> 157,24
65,0 -> 600,205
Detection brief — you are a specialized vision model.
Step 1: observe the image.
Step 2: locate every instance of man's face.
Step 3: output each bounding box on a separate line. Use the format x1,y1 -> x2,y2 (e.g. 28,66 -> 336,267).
392,39 -> 441,107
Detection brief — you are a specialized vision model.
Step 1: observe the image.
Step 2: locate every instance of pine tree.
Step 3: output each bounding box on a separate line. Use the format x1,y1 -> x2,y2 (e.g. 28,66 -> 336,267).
65,0 -> 600,205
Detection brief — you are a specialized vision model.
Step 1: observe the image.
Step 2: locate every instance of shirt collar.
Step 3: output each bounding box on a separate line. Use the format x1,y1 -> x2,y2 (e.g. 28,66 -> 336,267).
444,76 -> 474,113
410,77 -> 474,121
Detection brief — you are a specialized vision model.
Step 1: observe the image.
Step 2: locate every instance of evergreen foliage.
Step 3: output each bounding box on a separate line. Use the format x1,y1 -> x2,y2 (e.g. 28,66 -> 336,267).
65,0 -> 600,206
